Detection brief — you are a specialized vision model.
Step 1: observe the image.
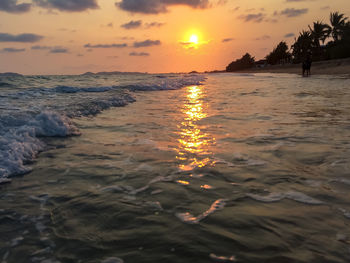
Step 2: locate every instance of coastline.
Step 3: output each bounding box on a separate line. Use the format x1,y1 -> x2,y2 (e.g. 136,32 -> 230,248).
234,57 -> 350,75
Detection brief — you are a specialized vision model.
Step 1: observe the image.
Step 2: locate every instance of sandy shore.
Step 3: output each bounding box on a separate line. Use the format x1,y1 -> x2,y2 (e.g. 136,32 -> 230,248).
240,57 -> 350,75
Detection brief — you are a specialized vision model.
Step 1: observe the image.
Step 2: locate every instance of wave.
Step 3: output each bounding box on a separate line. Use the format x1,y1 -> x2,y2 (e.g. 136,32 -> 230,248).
246,191 -> 324,205
0,74 -> 206,180
0,112 -> 79,178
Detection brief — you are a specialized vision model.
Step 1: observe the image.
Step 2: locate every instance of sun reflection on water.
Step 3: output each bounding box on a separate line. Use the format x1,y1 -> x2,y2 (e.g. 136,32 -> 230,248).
176,85 -> 215,171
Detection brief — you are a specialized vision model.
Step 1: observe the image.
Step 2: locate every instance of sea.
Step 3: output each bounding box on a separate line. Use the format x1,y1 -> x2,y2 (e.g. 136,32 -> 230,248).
1,72 -> 350,263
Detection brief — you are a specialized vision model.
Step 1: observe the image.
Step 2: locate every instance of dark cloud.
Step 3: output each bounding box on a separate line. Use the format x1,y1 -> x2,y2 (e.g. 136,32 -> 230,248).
121,20 -> 142,29
222,38 -> 234,43
284,33 -> 295,38
133,39 -> 161,48
116,0 -> 210,14
238,13 -> 265,23
129,52 -> 150,56
50,47 -> 69,53
0,33 -> 43,43
255,35 -> 271,40
277,8 -> 308,17
84,43 -> 128,48
34,0 -> 99,12
0,0 -> 31,13
1,47 -> 25,52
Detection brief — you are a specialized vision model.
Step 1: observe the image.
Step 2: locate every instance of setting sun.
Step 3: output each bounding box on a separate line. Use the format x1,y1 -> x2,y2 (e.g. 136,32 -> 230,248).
189,34 -> 199,44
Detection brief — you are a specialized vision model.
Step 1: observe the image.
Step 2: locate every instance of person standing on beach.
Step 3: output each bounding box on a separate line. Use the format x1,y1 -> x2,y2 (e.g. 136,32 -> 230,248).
302,52 -> 312,77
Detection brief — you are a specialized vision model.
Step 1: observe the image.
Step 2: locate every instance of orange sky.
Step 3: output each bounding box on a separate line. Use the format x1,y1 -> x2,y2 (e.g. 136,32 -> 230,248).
0,0 -> 349,74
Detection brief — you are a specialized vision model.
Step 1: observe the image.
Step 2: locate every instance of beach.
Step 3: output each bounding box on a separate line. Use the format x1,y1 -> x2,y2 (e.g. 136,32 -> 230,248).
244,57 -> 350,75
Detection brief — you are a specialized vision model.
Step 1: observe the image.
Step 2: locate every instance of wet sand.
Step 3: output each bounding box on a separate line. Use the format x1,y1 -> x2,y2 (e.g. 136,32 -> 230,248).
242,57 -> 350,75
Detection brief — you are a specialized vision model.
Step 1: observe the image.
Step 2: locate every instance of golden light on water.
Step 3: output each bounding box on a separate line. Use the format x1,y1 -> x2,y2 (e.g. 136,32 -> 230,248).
176,85 -> 215,171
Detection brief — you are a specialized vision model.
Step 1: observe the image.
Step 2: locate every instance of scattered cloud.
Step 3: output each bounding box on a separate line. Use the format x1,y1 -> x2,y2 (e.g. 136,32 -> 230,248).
0,0 -> 31,14
116,0 -> 210,14
0,33 -> 43,42
275,8 -> 308,17
145,22 -> 165,28
222,38 -> 234,43
231,6 -> 240,12
101,22 -> 113,28
1,47 -> 25,52
84,43 -> 128,48
217,0 -> 227,6
284,33 -> 295,38
133,39 -> 161,48
238,13 -> 265,23
33,0 -> 99,12
121,20 -> 142,29
31,45 -> 51,50
320,6 -> 330,10
255,35 -> 271,40
31,45 -> 70,53
129,52 -> 150,56
107,55 -> 118,59
50,47 -> 69,53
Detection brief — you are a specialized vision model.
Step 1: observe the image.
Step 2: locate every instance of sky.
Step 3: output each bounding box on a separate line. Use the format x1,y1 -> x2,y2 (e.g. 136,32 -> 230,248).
0,0 -> 349,74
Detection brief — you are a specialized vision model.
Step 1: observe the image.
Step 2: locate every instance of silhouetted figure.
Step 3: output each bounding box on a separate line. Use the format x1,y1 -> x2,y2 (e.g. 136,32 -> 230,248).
302,53 -> 312,77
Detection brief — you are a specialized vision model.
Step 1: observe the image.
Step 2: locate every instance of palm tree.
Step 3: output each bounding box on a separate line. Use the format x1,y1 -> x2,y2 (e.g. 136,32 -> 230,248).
308,21 -> 330,47
329,12 -> 348,41
291,30 -> 313,62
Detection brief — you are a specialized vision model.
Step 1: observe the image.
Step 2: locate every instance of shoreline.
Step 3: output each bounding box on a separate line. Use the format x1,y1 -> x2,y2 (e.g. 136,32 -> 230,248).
224,57 -> 350,76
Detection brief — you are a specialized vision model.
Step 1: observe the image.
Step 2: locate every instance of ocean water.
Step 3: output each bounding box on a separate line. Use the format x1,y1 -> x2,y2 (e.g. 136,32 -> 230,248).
1,73 -> 350,263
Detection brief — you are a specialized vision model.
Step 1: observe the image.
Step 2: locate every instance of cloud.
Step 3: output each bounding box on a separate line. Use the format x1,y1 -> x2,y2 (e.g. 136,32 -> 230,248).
277,8 -> 308,17
320,6 -> 330,10
145,22 -> 165,28
133,39 -> 161,48
84,43 -> 128,48
222,38 -> 234,43
1,47 -> 25,52
121,20 -> 142,29
0,0 -> 31,13
0,33 -> 43,42
255,35 -> 271,40
217,0 -> 227,6
31,45 -> 70,53
50,47 -> 69,53
31,45 -> 51,50
284,33 -> 295,38
129,52 -> 150,56
238,13 -> 265,23
116,0 -> 210,14
231,6 -> 239,12
33,0 -> 99,12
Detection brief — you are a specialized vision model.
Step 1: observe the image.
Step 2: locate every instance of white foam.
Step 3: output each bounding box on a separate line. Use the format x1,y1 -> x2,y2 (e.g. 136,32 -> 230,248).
246,191 -> 324,205
176,199 -> 227,224
0,111 -> 80,179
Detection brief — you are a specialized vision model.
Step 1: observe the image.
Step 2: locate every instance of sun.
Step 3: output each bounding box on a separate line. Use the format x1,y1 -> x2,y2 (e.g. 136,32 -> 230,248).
189,34 -> 199,44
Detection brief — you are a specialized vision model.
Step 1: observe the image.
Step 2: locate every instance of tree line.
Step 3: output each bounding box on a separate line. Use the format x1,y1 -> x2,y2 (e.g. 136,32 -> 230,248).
226,12 -> 350,72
